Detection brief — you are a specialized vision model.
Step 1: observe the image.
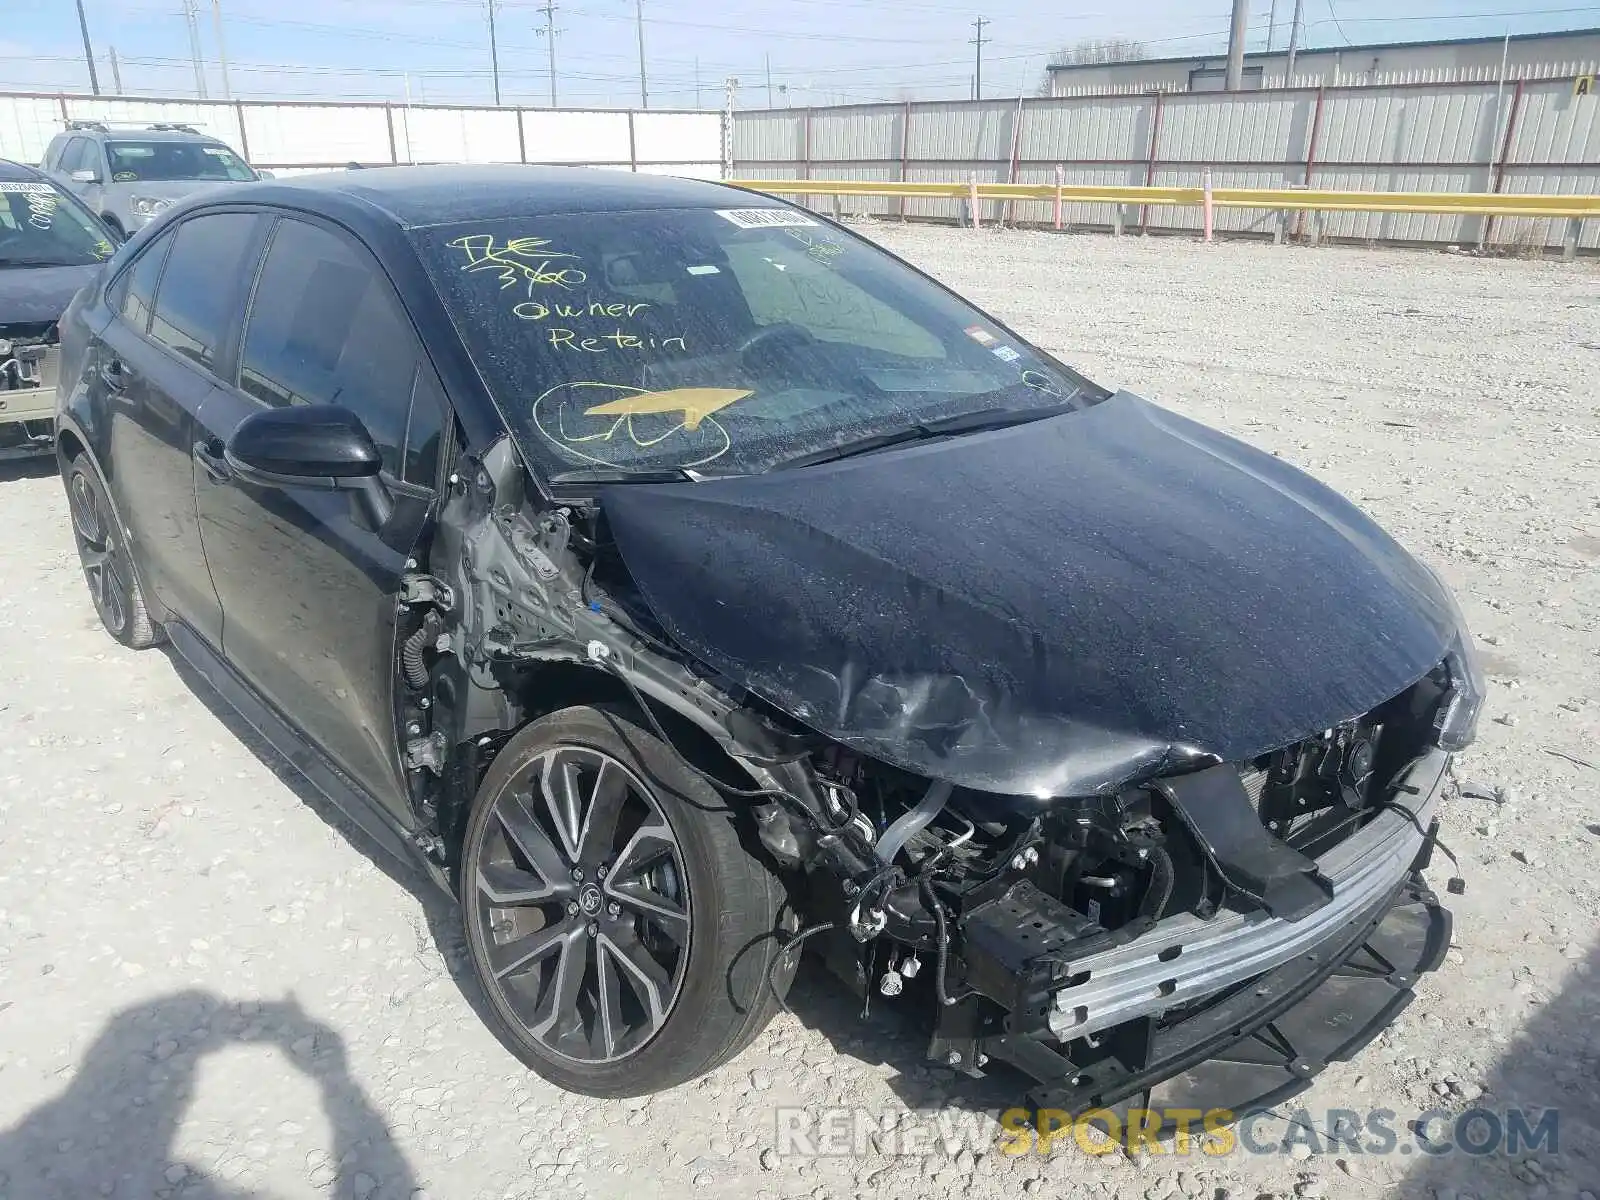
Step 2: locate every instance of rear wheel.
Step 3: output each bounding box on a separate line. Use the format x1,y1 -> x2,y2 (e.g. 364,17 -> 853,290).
459,705 -> 789,1096
65,455 -> 162,649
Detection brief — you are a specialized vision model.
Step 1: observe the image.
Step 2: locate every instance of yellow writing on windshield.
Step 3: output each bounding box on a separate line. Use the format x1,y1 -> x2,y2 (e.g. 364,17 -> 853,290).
446,232 -> 587,294
583,387 -> 751,432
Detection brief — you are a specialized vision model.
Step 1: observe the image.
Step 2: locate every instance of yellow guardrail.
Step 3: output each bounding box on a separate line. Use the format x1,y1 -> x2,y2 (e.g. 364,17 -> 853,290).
726,177 -> 1600,220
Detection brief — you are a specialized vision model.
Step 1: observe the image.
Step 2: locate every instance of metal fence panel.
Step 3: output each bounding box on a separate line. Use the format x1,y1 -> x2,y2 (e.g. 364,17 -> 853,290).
632,112 -> 721,164
395,106 -> 520,163
0,97 -> 68,163
1512,81 -> 1600,165
1020,95 -> 1153,164
908,101 -> 1016,163
245,104 -> 391,166
1314,86 -> 1499,166
1158,92 -> 1309,164
519,109 -> 632,163
733,109 -> 805,165
810,105 -> 899,163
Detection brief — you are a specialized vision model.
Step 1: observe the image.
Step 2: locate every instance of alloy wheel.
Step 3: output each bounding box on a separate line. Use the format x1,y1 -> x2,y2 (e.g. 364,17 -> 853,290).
470,745 -> 692,1064
67,468 -> 130,637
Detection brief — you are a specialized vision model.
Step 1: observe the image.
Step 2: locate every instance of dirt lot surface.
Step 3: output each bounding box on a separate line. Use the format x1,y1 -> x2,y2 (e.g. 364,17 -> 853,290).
2,227 -> 1598,1200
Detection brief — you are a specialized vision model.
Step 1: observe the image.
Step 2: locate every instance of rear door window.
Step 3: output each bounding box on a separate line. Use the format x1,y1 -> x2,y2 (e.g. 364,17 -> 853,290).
57,139 -> 88,175
237,217 -> 443,487
146,212 -> 260,372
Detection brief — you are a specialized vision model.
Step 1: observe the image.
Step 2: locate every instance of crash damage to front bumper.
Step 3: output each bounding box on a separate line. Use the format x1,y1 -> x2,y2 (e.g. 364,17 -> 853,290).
959,751 -> 1452,1120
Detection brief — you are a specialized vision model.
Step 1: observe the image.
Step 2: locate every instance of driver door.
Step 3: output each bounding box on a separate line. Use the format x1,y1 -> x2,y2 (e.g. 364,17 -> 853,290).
192,213 -> 449,817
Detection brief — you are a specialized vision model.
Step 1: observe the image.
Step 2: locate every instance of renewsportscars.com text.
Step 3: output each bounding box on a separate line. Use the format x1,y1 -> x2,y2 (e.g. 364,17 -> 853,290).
772,1105 -> 1560,1160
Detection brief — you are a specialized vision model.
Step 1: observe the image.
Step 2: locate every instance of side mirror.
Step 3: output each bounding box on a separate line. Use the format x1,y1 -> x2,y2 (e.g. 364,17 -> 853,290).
255,168 -> 275,180
225,404 -> 393,525
70,168 -> 98,183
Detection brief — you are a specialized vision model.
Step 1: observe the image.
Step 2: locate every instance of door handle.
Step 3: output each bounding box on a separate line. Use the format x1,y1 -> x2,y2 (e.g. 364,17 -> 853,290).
193,439 -> 232,483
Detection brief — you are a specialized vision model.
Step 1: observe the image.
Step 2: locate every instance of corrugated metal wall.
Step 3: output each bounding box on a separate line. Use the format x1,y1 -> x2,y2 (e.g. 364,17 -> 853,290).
733,79 -> 1600,250
0,92 -> 723,177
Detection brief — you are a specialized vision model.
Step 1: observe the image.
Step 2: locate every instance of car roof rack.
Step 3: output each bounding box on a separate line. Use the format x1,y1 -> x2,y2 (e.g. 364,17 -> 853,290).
62,120 -> 204,135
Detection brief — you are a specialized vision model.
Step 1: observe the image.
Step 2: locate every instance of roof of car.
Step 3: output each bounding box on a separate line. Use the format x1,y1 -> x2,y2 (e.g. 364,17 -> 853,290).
232,164 -> 772,228
0,159 -> 47,182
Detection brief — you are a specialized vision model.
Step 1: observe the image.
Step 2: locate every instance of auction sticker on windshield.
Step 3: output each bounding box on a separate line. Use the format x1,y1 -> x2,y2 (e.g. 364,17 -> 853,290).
715,208 -> 819,229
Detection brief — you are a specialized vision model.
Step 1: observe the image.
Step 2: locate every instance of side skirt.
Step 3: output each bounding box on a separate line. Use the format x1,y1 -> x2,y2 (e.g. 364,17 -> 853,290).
164,620 -> 452,895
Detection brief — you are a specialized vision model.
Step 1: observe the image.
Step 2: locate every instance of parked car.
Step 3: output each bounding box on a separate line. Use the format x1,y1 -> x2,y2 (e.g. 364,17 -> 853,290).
42,121 -> 259,241
0,159 -> 115,462
53,166 -> 1478,1111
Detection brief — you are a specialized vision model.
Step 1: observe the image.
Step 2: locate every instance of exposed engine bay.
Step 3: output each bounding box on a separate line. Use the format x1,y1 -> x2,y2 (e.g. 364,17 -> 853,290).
384,434 -> 1472,1113
0,323 -> 59,458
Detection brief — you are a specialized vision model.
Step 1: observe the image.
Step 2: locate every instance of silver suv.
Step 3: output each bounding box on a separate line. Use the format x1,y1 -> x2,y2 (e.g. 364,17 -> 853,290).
41,122 -> 261,240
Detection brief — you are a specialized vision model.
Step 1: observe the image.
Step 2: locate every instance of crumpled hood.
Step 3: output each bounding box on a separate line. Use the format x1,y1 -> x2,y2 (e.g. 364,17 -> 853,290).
0,264 -> 98,327
599,392 -> 1458,796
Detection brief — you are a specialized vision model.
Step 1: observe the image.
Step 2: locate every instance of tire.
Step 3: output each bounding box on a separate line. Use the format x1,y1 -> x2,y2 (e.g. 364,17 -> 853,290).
459,704 -> 790,1096
64,454 -> 163,650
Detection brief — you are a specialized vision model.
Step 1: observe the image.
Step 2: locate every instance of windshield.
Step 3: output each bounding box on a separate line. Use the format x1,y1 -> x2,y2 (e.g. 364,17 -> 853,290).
0,180 -> 114,267
105,140 -> 256,183
414,206 -> 1099,480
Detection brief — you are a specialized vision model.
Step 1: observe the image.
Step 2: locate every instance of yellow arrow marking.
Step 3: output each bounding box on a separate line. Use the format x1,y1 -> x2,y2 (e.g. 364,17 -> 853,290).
583,387 -> 753,431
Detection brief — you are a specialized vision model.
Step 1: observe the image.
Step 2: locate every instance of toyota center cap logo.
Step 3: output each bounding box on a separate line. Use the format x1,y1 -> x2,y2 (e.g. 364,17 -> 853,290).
578,883 -> 603,915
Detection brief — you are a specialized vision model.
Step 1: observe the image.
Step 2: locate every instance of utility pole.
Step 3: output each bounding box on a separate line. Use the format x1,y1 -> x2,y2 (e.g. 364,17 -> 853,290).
765,54 -> 773,108
538,1 -> 559,107
488,0 -> 502,104
73,0 -> 101,95
970,17 -> 989,100
1285,0 -> 1304,82
635,0 -> 648,107
183,0 -> 208,99
694,57 -> 701,108
1224,0 -> 1249,90
1266,0 -> 1278,53
109,46 -> 123,94
211,0 -> 232,99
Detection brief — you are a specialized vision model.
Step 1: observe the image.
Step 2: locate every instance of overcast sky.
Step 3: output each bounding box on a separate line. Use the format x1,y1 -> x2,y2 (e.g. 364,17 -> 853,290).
6,0 -> 1598,108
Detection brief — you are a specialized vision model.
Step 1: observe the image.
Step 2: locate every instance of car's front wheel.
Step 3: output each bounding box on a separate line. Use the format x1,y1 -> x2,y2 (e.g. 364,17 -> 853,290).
459,705 -> 790,1096
64,454 -> 163,649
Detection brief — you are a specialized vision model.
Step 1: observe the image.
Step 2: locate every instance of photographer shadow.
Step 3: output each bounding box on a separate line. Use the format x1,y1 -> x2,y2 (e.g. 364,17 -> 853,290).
0,989 -> 418,1200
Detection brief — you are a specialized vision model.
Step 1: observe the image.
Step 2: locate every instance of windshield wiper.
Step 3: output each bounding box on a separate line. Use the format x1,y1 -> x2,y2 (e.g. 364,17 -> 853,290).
547,466 -> 742,487
769,403 -> 1074,471
0,257 -> 87,269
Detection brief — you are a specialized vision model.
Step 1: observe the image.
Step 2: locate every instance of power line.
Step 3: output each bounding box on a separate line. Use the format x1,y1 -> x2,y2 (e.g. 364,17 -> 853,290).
1325,0 -> 1357,46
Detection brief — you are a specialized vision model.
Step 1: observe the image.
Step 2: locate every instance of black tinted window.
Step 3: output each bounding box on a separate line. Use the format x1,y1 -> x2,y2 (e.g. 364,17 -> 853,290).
148,213 -> 258,371
405,365 -> 447,488
109,234 -> 171,331
239,218 -> 433,482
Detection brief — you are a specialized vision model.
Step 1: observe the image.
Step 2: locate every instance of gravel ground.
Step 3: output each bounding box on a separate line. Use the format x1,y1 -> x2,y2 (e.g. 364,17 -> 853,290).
2,226 -> 1598,1200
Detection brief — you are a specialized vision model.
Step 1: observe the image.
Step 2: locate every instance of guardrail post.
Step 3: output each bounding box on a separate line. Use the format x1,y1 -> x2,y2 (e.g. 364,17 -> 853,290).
1564,216 -> 1583,261
1202,168 -> 1214,243
1274,209 -> 1288,245
1310,210 -> 1325,247
1053,164 -> 1064,231
1113,206 -> 1124,237
969,173 -> 981,231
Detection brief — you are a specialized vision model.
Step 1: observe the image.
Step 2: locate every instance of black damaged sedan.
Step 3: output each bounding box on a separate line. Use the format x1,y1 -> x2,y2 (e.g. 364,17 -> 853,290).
54,166 -> 1481,1109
